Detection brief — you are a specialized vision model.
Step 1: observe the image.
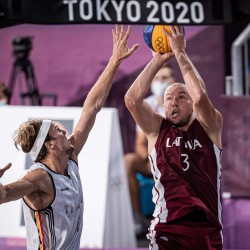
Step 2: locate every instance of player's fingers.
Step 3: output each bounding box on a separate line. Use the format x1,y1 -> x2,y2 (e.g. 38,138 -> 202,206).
120,24 -> 124,35
180,26 -> 185,35
114,24 -> 119,40
112,29 -> 116,43
124,25 -> 131,41
129,44 -> 139,54
162,28 -> 171,38
170,26 -> 177,36
0,163 -> 12,178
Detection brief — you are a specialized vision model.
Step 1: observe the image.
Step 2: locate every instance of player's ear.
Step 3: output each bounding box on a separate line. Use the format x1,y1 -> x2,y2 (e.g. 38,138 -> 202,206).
45,141 -> 54,150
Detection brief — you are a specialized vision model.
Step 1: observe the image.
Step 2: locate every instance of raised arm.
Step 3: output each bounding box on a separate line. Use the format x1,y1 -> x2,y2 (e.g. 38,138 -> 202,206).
163,26 -> 223,148
68,25 -> 139,157
124,52 -> 174,139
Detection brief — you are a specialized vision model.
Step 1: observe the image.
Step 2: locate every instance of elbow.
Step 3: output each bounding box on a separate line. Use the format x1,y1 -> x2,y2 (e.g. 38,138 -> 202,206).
93,99 -> 103,113
95,105 -> 102,114
124,92 -> 137,110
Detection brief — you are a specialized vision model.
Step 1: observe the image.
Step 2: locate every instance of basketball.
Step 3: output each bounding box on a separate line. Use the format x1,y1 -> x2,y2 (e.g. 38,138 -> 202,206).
143,25 -> 172,54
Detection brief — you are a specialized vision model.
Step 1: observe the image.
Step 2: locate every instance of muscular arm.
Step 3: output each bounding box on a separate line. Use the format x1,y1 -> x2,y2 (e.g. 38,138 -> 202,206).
125,53 -> 173,152
68,25 -> 138,159
164,26 -> 223,148
0,168 -> 54,210
0,179 -> 35,204
125,53 -> 173,133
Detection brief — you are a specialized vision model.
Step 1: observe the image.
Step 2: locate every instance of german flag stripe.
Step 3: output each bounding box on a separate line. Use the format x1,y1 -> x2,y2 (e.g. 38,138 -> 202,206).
33,207 -> 56,250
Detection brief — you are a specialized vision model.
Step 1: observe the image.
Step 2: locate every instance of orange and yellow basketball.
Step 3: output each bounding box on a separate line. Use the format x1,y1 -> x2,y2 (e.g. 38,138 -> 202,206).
143,25 -> 172,54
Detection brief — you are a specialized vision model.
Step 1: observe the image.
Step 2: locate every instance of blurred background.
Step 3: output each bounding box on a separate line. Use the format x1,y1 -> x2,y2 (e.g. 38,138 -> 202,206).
1,0 -> 250,249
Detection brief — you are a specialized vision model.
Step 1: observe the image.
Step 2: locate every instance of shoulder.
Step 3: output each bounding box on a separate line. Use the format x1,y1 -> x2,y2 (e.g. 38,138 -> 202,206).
68,158 -> 79,171
68,158 -> 78,166
19,163 -> 52,188
18,165 -> 53,200
23,166 -> 51,183
28,162 -> 47,171
69,150 -> 78,165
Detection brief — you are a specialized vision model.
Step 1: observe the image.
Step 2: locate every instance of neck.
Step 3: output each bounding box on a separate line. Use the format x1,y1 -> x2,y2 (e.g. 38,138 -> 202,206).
41,155 -> 69,175
175,114 -> 195,131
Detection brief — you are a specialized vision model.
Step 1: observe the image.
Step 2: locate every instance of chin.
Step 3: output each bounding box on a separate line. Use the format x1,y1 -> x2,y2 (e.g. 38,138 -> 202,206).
171,118 -> 188,127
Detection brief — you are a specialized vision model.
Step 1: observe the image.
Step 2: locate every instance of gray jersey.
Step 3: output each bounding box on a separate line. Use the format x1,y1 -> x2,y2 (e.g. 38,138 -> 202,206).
22,159 -> 83,250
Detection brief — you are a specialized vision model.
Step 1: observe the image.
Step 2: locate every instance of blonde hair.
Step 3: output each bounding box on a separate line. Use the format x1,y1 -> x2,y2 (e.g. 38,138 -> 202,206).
13,119 -> 51,162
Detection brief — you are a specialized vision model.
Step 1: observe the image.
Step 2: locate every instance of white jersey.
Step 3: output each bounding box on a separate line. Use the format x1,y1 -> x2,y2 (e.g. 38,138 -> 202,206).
22,159 -> 83,250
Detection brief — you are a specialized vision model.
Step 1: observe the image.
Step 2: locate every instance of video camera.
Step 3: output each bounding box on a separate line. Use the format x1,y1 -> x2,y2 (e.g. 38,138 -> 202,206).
12,36 -> 33,58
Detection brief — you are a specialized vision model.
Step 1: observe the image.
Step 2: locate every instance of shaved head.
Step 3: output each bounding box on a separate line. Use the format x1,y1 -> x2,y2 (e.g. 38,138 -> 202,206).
163,83 -> 193,128
164,83 -> 186,97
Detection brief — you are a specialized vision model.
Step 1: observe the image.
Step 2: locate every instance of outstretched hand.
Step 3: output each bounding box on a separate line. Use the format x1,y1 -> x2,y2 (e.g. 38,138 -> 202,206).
162,25 -> 186,54
0,163 -> 11,178
0,163 -> 11,204
151,49 -> 174,64
111,25 -> 139,63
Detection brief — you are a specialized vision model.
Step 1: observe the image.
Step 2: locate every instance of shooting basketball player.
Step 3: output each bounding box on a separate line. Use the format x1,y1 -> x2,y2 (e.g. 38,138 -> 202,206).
0,25 -> 138,250
125,25 -> 223,249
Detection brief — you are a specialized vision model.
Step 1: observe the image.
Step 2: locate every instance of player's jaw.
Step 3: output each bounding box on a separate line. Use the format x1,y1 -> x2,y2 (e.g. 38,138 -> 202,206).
167,107 -> 192,128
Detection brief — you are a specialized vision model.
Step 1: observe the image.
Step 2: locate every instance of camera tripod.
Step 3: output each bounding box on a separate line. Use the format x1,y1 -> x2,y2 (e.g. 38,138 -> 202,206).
8,57 -> 57,106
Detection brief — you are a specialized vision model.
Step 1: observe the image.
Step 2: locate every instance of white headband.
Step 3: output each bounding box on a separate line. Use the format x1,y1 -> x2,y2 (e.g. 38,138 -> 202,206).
29,120 -> 52,161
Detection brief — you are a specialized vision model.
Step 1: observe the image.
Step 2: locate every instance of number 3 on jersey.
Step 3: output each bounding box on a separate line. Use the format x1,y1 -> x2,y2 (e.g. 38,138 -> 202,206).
181,153 -> 190,171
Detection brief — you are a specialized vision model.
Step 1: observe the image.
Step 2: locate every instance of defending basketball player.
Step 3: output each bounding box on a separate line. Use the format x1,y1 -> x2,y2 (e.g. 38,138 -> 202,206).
125,26 -> 223,249
0,25 -> 138,249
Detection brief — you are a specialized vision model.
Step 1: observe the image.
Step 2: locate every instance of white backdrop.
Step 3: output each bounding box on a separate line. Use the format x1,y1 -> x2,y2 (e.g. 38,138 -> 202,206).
0,106 -> 136,248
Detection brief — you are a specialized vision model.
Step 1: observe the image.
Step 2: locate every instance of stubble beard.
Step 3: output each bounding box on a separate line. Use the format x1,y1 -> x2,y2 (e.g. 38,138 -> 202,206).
169,113 -> 193,128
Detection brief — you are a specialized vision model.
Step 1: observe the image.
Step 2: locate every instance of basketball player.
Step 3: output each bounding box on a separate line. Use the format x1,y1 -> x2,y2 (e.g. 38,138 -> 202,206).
124,63 -> 175,237
0,25 -> 138,250
125,26 -> 223,249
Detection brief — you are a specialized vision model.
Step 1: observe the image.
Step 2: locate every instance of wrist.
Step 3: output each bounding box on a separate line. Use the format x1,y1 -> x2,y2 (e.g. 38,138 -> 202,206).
151,55 -> 165,68
174,50 -> 186,58
109,55 -> 122,67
